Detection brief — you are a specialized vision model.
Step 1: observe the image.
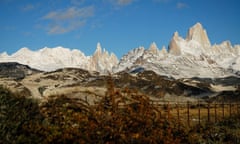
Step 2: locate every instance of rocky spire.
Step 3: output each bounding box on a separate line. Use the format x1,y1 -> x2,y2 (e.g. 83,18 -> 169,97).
148,42 -> 159,54
186,22 -> 211,47
94,42 -> 102,56
168,31 -> 182,55
161,46 -> 167,54
91,42 -> 119,72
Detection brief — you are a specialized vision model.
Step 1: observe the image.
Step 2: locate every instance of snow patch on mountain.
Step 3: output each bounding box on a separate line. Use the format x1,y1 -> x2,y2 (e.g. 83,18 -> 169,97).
0,43 -> 118,73
114,23 -> 240,78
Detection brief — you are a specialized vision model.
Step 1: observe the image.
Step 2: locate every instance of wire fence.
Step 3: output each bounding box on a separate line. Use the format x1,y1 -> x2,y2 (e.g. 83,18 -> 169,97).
151,101 -> 240,126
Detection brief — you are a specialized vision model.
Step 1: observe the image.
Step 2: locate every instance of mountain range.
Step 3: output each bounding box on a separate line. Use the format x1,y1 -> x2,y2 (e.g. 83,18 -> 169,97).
1,22 -> 240,79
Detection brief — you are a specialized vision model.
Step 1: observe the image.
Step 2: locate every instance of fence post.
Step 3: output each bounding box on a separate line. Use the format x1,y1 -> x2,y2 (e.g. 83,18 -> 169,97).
222,102 -> 225,119
187,101 -> 190,126
176,103 -> 180,124
238,103 -> 240,115
198,100 -> 200,125
214,103 -> 217,123
229,103 -> 232,118
207,102 -> 210,123
167,102 -> 170,120
176,103 -> 180,130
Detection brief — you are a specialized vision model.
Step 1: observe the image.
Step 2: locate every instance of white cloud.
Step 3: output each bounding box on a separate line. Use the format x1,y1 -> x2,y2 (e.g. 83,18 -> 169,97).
177,2 -> 188,9
41,6 -> 94,34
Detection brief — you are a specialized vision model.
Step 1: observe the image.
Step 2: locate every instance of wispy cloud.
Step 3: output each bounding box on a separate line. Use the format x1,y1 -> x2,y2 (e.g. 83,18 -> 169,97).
22,31 -> 33,37
41,6 -> 94,34
106,0 -> 134,6
1,26 -> 16,31
153,0 -> 171,3
176,2 -> 189,9
116,0 -> 134,6
21,4 -> 35,11
70,0 -> 85,6
42,6 -> 94,21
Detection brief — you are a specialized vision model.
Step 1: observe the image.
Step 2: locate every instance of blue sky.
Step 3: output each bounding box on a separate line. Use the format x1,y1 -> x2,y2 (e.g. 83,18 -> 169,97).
0,0 -> 240,58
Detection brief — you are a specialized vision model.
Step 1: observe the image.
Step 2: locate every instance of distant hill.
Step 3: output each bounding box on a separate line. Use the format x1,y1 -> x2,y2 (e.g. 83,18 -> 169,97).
0,62 -> 41,80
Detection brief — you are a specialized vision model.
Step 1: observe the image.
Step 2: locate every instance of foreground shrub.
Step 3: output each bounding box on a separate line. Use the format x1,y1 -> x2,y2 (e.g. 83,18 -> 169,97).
0,86 -> 43,143
36,82 -> 184,143
1,78 -> 240,143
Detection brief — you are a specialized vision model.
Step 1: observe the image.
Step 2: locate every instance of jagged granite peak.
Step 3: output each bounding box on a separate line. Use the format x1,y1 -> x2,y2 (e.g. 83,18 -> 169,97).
148,42 -> 159,54
168,31 -> 182,55
93,42 -> 102,59
160,46 -> 168,55
112,47 -> 145,73
109,53 -> 118,63
186,22 -> 211,47
114,23 -> 240,78
95,42 -> 102,55
91,42 -> 119,73
209,41 -> 235,57
168,23 -> 212,56
234,45 -> 240,55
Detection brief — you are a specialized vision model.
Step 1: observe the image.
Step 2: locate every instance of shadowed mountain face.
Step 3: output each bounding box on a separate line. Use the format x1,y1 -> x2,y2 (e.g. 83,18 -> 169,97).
0,62 -> 41,80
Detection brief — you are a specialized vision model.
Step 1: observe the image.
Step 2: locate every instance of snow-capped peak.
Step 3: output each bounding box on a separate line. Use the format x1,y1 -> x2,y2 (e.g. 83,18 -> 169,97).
95,42 -> 102,54
0,52 -> 9,57
148,42 -> 159,54
0,44 -> 118,72
13,47 -> 32,55
19,47 -> 31,52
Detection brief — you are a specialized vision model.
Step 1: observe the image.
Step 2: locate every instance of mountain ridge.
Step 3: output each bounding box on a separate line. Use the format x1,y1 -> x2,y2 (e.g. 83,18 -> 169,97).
1,23 -> 240,78
0,43 -> 118,73
113,23 -> 240,78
